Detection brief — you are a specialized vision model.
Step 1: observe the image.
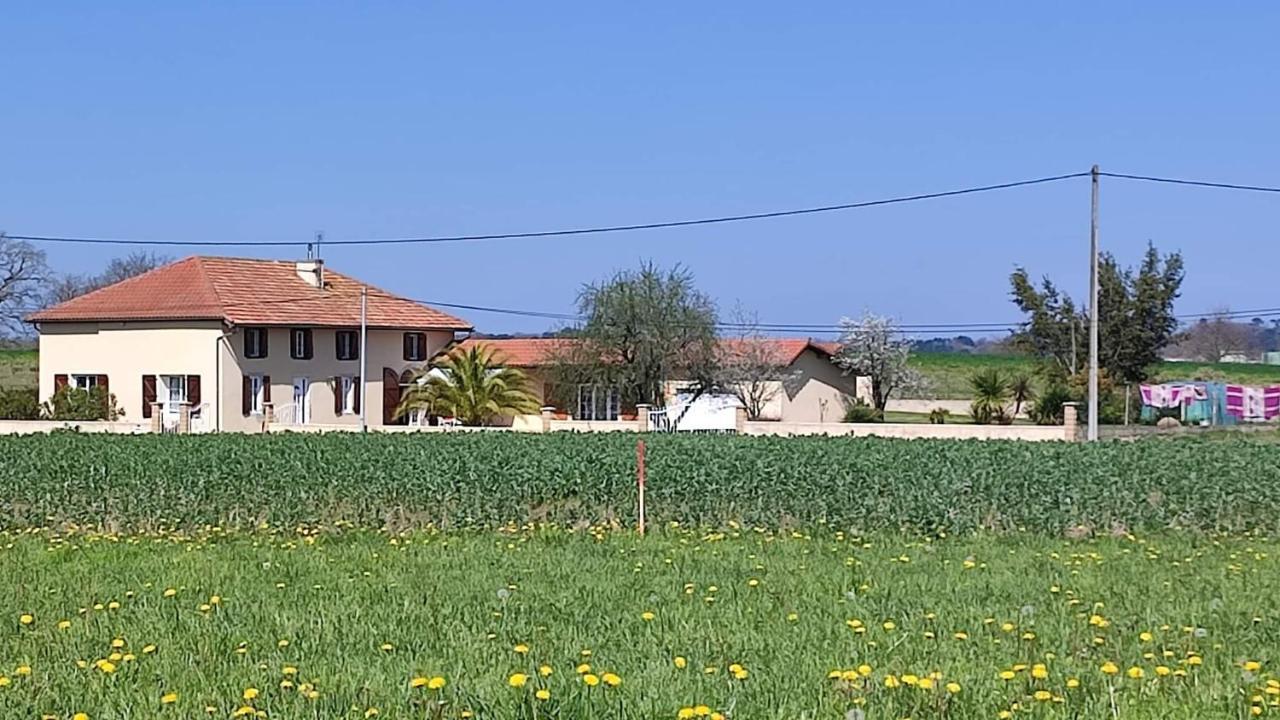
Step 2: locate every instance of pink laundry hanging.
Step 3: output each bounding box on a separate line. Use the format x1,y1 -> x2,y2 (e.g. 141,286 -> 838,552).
1226,385 -> 1245,419
1265,387 -> 1280,420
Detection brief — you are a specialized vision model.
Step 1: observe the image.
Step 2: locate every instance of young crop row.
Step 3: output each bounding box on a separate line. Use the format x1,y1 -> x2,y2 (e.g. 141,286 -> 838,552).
0,432 -> 1276,533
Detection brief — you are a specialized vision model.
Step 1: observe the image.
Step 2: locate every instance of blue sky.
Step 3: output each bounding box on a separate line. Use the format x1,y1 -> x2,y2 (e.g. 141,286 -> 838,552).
3,2 -> 1278,336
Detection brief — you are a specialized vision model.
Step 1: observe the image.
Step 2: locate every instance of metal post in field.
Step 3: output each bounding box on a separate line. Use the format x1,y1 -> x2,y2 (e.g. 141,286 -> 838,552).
359,286 -> 368,433
637,439 -> 647,536
1088,165 -> 1100,442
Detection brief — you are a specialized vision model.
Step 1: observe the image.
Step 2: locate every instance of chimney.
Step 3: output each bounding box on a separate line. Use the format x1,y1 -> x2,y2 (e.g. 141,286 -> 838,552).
296,259 -> 325,289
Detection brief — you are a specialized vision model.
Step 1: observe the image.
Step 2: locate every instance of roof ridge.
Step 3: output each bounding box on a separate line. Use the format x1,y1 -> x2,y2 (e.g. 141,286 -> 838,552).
190,257 -> 230,315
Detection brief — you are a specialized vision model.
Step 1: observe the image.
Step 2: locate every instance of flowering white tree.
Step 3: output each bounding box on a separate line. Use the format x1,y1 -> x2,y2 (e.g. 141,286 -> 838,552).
832,313 -> 926,412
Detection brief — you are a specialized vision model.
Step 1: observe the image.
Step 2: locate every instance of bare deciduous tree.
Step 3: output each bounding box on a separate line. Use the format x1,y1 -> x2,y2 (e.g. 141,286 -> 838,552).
46,251 -> 172,305
716,309 -> 795,420
1175,310 -> 1258,362
0,235 -> 52,337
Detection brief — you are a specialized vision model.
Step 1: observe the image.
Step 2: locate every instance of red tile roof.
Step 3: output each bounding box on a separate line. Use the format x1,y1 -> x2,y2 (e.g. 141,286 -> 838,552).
455,336 -> 832,367
27,256 -> 472,330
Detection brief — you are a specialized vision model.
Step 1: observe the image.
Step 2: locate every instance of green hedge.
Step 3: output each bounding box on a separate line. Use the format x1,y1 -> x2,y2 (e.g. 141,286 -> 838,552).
0,432 -> 1277,533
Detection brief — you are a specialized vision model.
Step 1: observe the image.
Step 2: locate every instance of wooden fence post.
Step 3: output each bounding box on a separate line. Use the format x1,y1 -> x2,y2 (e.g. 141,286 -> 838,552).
637,438 -> 646,536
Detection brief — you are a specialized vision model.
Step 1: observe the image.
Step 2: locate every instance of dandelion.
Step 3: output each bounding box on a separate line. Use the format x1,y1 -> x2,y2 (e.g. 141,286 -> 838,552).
538,665 -> 553,677
428,676 -> 446,690
674,656 -> 687,669
641,611 -> 656,621
508,673 -> 528,688
576,663 -> 592,674
946,682 -> 961,694
1032,664 -> 1049,679
535,689 -> 550,701
1127,666 -> 1145,679
15,665 -> 30,676
242,688 -> 259,701
1034,690 -> 1052,701
583,673 -> 600,687
57,620 -> 71,630
161,692 -> 178,704
410,677 -> 429,689
18,614 -> 33,626
1100,661 -> 1119,675
1244,661 -> 1263,672
602,672 -> 621,686
514,643 -> 529,654
882,620 -> 896,631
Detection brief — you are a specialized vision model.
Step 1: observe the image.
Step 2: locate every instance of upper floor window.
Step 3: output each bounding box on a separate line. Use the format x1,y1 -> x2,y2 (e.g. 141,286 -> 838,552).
336,330 -> 359,361
403,332 -> 427,361
291,328 -> 314,360
244,327 -> 268,359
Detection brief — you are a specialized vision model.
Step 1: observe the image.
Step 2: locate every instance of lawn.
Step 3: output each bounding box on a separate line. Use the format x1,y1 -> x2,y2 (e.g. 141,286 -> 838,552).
2,529 -> 1276,719
906,352 -> 1280,399
0,349 -> 37,390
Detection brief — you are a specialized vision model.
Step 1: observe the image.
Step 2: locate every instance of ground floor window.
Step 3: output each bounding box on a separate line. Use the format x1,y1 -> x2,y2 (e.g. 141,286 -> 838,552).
249,375 -> 265,415
72,374 -> 98,390
577,384 -> 620,421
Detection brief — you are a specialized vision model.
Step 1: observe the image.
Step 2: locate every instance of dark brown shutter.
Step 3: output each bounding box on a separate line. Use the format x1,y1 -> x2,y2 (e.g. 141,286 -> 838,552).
353,378 -> 361,414
259,329 -> 269,358
263,376 -> 271,403
97,375 -> 109,394
54,374 -> 68,391
303,329 -> 314,359
417,333 -> 428,360
187,375 -> 201,408
335,332 -> 343,360
142,375 -> 157,418
242,376 -> 252,415
402,333 -> 412,360
382,367 -> 400,425
244,330 -> 253,357
334,376 -> 343,415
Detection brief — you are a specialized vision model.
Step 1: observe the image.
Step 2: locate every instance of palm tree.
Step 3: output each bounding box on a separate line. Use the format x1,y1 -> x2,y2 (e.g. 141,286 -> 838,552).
1009,374 -> 1036,418
969,369 -> 1011,425
396,345 -> 540,426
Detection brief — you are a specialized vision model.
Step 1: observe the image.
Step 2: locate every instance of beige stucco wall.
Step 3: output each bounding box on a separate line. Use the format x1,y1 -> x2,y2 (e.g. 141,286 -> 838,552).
768,350 -> 859,423
37,321 -> 225,427
742,421 -> 1069,442
220,327 -> 455,432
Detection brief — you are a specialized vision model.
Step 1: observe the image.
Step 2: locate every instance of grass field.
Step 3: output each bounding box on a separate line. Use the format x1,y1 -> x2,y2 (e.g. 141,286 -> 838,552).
906,353 -> 1280,399
0,349 -> 37,390
2,528 -> 1276,719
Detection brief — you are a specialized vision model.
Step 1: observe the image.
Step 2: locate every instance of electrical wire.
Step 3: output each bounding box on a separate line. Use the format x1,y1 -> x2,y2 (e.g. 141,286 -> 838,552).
2,171 -> 1088,247
1099,172 -> 1280,194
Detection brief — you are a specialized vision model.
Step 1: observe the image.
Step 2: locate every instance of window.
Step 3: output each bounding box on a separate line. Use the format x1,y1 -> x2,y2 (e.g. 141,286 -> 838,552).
248,375 -> 265,415
244,328 -> 268,359
403,332 -> 427,361
577,384 -> 620,421
72,374 -> 98,390
162,375 -> 187,419
336,330 -> 359,361
340,375 -> 356,414
290,328 -> 313,360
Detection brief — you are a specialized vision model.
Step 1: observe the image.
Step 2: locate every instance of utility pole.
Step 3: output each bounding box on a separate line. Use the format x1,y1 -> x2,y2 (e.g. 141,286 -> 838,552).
1088,165 -> 1100,442
359,286 -> 368,433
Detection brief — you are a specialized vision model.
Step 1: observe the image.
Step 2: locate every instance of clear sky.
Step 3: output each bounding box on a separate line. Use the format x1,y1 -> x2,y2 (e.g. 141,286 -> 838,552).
3,3 -> 1278,336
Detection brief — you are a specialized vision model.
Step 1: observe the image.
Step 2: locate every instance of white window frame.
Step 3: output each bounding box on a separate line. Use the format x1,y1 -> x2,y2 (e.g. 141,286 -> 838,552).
160,375 -> 187,424
245,328 -> 266,359
576,384 -> 620,421
405,333 -> 425,361
340,375 -> 356,415
249,374 -> 265,415
292,377 -> 310,425
337,330 -> 359,361
72,374 -> 98,391
291,329 -> 309,359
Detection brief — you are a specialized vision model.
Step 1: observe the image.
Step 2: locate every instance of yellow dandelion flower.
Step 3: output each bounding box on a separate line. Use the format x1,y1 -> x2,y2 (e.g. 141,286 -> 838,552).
602,672 -> 621,687
583,673 -> 600,687
946,682 -> 961,694
539,664 -> 553,677
884,674 -> 900,688
535,689 -> 550,701
674,656 -> 687,669
641,611 -> 656,621
514,644 -> 529,655
242,688 -> 259,701
428,676 -> 446,690
1031,664 -> 1048,679
18,614 -> 33,626
508,673 -> 528,688
57,620 -> 72,630
1126,666 -> 1145,679
142,644 -> 156,654
410,677 -> 428,689
576,663 -> 592,674
1244,661 -> 1263,673
1066,677 -> 1081,688
1100,661 -> 1119,675
858,664 -> 873,676
1034,690 -> 1052,701
161,692 -> 178,704
14,665 -> 30,676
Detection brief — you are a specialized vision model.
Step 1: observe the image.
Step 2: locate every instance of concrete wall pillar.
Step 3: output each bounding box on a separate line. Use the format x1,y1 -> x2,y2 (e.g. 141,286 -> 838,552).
636,404 -> 651,432
262,402 -> 274,433
177,402 -> 192,434
735,405 -> 747,434
540,406 -> 555,434
1063,402 -> 1080,442
149,403 -> 163,433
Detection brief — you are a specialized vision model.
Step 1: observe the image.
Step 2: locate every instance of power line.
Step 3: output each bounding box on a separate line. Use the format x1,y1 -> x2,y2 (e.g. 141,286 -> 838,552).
3,171 -> 1089,248
1099,172 -> 1280,194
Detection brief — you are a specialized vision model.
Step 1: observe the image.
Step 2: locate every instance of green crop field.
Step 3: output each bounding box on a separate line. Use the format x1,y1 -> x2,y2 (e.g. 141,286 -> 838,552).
3,432 -> 1280,534
2,528 -> 1277,719
906,352 -> 1280,399
0,349 -> 37,390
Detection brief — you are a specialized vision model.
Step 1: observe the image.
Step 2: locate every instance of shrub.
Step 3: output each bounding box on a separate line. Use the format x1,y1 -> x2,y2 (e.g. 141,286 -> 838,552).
0,387 -> 40,420
41,386 -> 124,421
1029,384 -> 1072,425
928,407 -> 950,424
842,398 -> 883,423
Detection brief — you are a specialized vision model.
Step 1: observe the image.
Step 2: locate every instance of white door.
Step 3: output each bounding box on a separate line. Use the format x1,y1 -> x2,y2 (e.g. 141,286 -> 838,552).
160,375 -> 186,429
292,377 -> 310,425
